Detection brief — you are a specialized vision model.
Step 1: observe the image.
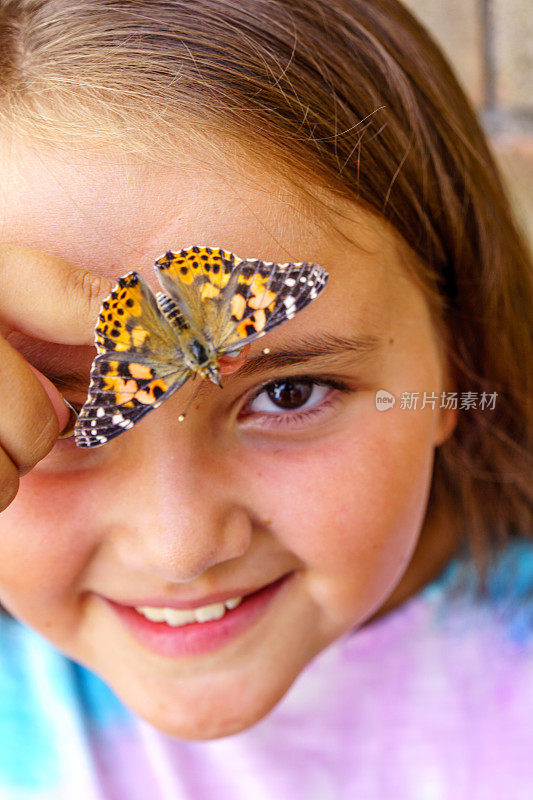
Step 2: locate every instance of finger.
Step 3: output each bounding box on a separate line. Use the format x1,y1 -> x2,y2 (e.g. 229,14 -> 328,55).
0,335 -> 64,472
0,448 -> 19,512
26,363 -> 71,434
0,245 -> 114,344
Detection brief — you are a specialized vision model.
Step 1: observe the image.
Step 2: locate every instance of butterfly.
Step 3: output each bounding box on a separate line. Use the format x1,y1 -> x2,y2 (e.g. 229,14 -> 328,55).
74,246 -> 329,447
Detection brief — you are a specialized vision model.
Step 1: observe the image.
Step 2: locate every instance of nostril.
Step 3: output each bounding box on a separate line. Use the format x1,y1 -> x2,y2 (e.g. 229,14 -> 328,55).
111,504 -> 254,585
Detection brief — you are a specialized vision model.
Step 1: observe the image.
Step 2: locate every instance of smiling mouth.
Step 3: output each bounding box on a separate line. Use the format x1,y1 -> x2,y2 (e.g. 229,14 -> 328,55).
134,594 -> 244,626
105,573 -> 294,657
131,575 -> 289,627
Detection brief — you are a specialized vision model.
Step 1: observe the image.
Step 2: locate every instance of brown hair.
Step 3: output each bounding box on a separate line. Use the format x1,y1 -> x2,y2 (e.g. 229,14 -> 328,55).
1,0 -> 531,581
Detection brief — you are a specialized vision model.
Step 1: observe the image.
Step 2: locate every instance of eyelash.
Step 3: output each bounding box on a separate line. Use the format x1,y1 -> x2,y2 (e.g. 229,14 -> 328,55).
237,375 -> 354,429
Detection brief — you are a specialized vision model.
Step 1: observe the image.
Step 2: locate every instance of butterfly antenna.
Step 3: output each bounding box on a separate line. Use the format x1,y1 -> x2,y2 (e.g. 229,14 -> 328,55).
178,379 -> 206,422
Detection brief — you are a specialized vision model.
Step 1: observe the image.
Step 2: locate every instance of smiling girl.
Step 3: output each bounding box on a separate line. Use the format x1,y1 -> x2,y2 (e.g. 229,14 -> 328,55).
0,0 -> 531,797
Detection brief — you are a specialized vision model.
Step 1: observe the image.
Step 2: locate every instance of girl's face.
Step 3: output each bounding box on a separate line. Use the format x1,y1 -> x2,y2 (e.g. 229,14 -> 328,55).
0,138 -> 457,739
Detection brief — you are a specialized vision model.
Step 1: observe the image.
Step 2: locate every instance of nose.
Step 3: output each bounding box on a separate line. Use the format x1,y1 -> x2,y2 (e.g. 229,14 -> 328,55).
105,427 -> 253,584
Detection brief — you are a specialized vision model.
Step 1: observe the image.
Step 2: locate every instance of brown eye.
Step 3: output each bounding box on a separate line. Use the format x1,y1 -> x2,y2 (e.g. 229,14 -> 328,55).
239,376 -> 352,430
266,380 -> 313,410
244,379 -> 331,416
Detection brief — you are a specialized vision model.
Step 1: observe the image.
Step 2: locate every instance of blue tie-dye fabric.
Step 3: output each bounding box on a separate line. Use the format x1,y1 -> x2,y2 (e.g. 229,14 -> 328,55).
0,536 -> 532,800
425,536 -> 533,643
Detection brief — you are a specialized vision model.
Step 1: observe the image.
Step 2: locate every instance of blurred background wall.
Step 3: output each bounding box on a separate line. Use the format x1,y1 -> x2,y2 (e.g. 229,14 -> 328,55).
402,0 -> 533,250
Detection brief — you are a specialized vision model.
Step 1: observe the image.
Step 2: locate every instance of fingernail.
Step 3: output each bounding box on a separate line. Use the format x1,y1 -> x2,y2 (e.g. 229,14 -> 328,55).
58,400 -> 79,439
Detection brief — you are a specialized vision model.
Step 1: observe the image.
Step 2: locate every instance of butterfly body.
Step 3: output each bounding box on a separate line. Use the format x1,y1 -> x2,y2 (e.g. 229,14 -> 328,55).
74,247 -> 328,447
175,329 -> 221,385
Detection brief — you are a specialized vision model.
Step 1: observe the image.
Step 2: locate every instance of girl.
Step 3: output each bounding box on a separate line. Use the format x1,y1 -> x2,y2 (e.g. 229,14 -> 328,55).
0,0 -> 531,797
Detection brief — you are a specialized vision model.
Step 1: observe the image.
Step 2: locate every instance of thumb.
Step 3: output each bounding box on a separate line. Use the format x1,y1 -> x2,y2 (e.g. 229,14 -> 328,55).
0,245 -> 115,345
26,362 -> 72,433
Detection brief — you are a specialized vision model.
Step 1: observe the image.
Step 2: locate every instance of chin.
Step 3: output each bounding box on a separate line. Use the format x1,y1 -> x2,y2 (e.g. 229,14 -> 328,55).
132,696 -> 276,741
121,670 -> 302,741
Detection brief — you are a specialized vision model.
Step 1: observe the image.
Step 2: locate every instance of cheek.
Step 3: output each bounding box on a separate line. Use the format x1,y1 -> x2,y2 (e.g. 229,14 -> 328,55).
0,473 -> 98,630
246,407 -> 436,619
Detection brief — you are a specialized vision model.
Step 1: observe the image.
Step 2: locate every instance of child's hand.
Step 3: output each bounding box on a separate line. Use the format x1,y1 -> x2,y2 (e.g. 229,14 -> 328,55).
0,245 -> 113,511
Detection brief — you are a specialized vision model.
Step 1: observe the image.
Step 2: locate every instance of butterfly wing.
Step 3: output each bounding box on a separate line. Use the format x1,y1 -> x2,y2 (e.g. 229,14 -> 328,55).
213,258 -> 329,353
74,356 -> 190,447
75,272 -> 191,448
154,248 -> 328,354
154,247 -> 236,333
94,272 -> 183,355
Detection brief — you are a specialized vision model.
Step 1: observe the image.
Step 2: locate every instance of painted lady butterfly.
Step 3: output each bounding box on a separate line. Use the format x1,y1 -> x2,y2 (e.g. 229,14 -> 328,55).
74,247 -> 328,447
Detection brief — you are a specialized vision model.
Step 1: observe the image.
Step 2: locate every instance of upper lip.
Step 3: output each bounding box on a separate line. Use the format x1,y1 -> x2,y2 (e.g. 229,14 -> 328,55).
104,574 -> 290,611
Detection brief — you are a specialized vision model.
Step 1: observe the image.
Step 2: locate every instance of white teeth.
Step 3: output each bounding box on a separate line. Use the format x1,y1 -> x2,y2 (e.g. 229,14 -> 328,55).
137,606 -> 166,622
194,602 -> 226,623
164,608 -> 197,626
135,596 -> 243,626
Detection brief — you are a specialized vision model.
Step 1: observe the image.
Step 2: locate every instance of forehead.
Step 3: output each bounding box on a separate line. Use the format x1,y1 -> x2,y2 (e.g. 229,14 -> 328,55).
0,135 -> 409,334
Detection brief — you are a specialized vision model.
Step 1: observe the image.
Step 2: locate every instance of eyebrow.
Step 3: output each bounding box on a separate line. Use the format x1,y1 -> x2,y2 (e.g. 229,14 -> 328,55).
232,332 -> 383,378
43,332 -> 383,395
